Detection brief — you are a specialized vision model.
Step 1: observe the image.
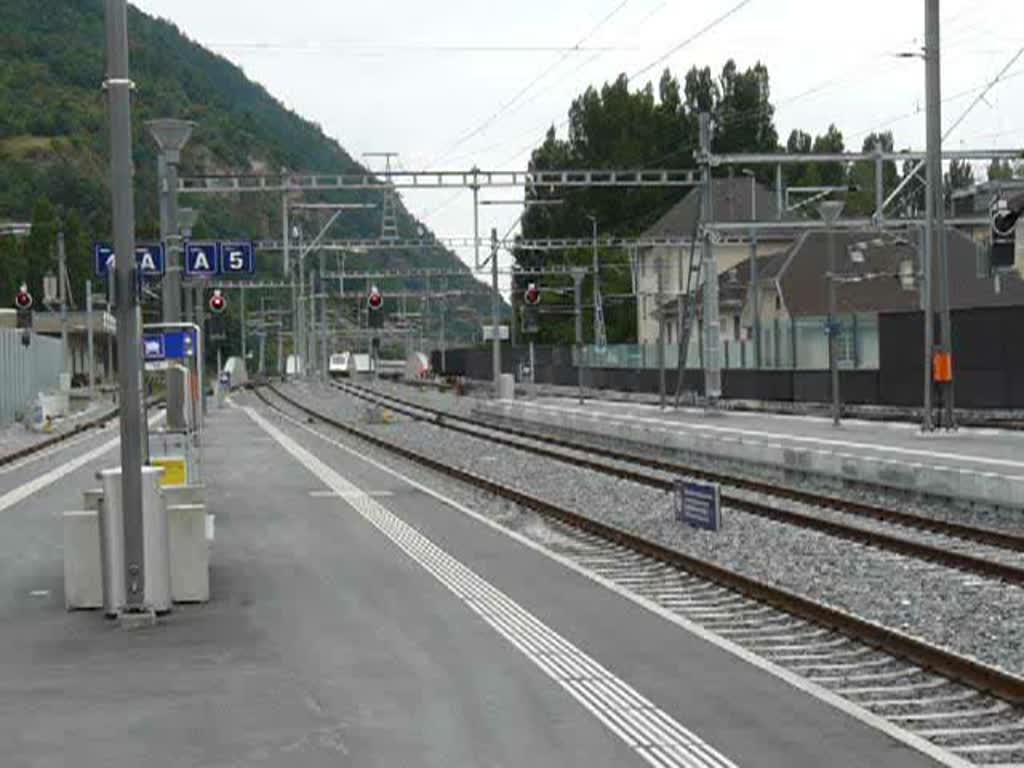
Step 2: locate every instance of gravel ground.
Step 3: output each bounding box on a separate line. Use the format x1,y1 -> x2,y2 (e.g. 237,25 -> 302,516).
365,378 -> 1024,538
345,381 -> 1024,569
283,381 -> 1024,679
0,396 -> 116,456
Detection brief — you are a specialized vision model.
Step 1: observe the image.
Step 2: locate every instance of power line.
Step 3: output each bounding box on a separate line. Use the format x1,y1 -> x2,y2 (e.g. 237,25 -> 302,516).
627,0 -> 754,82
495,0 -> 757,167
427,0 -> 633,168
210,41 -> 640,54
453,0 -> 674,166
849,64 -> 1024,142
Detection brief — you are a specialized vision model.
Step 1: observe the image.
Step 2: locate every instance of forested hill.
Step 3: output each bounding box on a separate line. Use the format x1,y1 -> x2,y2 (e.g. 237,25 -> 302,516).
0,0 -> 479,307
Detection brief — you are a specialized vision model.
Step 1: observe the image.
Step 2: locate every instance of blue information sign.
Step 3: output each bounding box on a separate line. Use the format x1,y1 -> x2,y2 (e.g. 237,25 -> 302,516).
142,334 -> 166,361
163,329 -> 197,359
143,329 -> 197,362
94,243 -> 166,278
185,242 -> 220,277
674,479 -> 721,532
220,241 -> 256,274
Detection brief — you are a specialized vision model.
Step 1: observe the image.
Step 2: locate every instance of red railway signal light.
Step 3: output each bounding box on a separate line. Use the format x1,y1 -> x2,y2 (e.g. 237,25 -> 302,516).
14,284 -> 33,311
523,283 -> 541,306
368,287 -> 383,311
209,289 -> 227,314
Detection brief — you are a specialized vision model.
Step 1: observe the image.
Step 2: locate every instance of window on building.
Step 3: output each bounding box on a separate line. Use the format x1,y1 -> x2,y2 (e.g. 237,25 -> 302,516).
836,323 -> 856,367
733,314 -> 741,340
775,294 -> 782,311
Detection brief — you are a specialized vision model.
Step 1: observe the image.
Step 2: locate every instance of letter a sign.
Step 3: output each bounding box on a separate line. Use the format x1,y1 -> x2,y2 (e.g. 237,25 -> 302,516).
185,242 -> 220,278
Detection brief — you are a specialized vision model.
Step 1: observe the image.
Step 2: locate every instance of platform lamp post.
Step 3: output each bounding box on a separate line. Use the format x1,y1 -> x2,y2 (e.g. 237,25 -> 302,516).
147,118 -> 195,431
818,200 -> 845,427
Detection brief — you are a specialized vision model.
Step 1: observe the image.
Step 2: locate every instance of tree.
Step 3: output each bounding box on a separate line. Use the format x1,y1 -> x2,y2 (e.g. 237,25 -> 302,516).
847,132 -> 899,216
988,158 -> 1017,181
944,159 -> 975,210
521,61 -> 782,344
61,207 -> 92,302
24,198 -> 58,297
898,159 -> 926,216
809,124 -> 846,188
714,60 -> 778,169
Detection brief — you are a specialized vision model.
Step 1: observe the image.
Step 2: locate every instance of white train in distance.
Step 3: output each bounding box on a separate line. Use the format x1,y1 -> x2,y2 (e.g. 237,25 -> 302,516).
328,351 -> 431,381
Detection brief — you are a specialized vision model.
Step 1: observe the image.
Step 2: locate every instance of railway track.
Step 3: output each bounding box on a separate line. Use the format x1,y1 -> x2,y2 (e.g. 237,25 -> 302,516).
255,383 -> 1024,766
330,380 -> 1024,587
0,405 -> 119,469
0,396 -> 167,472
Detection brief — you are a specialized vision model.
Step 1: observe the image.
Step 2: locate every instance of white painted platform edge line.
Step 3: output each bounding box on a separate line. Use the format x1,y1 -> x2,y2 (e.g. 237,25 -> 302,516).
0,411 -> 165,514
252,399 -> 973,768
242,404 -> 737,768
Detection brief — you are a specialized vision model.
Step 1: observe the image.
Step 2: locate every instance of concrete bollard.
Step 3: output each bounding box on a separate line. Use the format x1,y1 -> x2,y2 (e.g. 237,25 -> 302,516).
167,504 -> 210,603
63,511 -> 103,610
499,373 -> 516,400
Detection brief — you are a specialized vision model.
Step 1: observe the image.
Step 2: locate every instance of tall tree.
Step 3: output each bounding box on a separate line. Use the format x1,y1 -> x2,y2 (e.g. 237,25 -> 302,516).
847,132 -> 899,216
988,158 -> 1018,181
521,61 -> 781,344
24,198 -> 58,297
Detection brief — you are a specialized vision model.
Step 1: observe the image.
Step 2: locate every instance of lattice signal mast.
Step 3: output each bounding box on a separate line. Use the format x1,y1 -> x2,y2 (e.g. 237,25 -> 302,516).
363,152 -> 400,241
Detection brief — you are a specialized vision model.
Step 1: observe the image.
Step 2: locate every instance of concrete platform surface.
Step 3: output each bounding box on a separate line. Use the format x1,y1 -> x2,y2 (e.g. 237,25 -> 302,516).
479,396 -> 1024,509
0,395 -> 948,767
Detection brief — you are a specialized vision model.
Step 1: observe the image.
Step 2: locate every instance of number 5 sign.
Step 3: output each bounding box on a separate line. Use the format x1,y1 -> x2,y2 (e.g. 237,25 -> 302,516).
220,241 -> 256,274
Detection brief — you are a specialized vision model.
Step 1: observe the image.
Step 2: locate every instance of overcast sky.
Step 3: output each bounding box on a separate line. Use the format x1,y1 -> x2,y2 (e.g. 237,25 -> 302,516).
131,0 -> 1023,287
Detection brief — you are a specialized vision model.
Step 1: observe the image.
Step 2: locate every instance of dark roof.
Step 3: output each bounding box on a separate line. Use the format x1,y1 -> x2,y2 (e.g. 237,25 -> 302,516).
951,180 -> 1024,216
778,227 -> 1024,317
651,253 -> 780,318
642,177 -> 797,239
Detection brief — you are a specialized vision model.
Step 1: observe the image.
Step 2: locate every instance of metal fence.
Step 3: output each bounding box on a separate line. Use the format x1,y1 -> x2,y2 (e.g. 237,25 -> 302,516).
578,313 -> 881,372
0,331 -> 62,427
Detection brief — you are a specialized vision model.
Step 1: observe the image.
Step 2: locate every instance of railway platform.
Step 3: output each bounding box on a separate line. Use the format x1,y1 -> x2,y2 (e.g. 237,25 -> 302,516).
477,395 -> 1024,510
0,391 -> 955,767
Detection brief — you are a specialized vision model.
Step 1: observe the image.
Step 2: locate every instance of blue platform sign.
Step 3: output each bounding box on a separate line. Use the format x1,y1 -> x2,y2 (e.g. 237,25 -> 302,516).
185,242 -> 220,277
674,479 -> 721,532
164,329 -> 197,359
94,243 -> 166,278
220,241 -> 256,274
143,329 -> 197,363
142,334 -> 166,362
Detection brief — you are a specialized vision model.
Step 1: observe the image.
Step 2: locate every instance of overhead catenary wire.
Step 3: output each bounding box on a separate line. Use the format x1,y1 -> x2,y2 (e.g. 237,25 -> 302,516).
445,0 -> 675,168
426,0 -> 634,169
495,0 -> 758,167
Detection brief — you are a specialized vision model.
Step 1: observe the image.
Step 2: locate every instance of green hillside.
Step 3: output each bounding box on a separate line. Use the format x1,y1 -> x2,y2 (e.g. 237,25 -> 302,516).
0,0 -> 493,344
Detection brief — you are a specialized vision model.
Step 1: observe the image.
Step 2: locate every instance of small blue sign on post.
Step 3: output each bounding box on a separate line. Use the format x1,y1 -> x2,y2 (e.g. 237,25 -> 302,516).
674,479 -> 721,532
220,241 -> 256,274
94,243 -> 166,278
185,242 -> 220,277
142,334 -> 166,362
